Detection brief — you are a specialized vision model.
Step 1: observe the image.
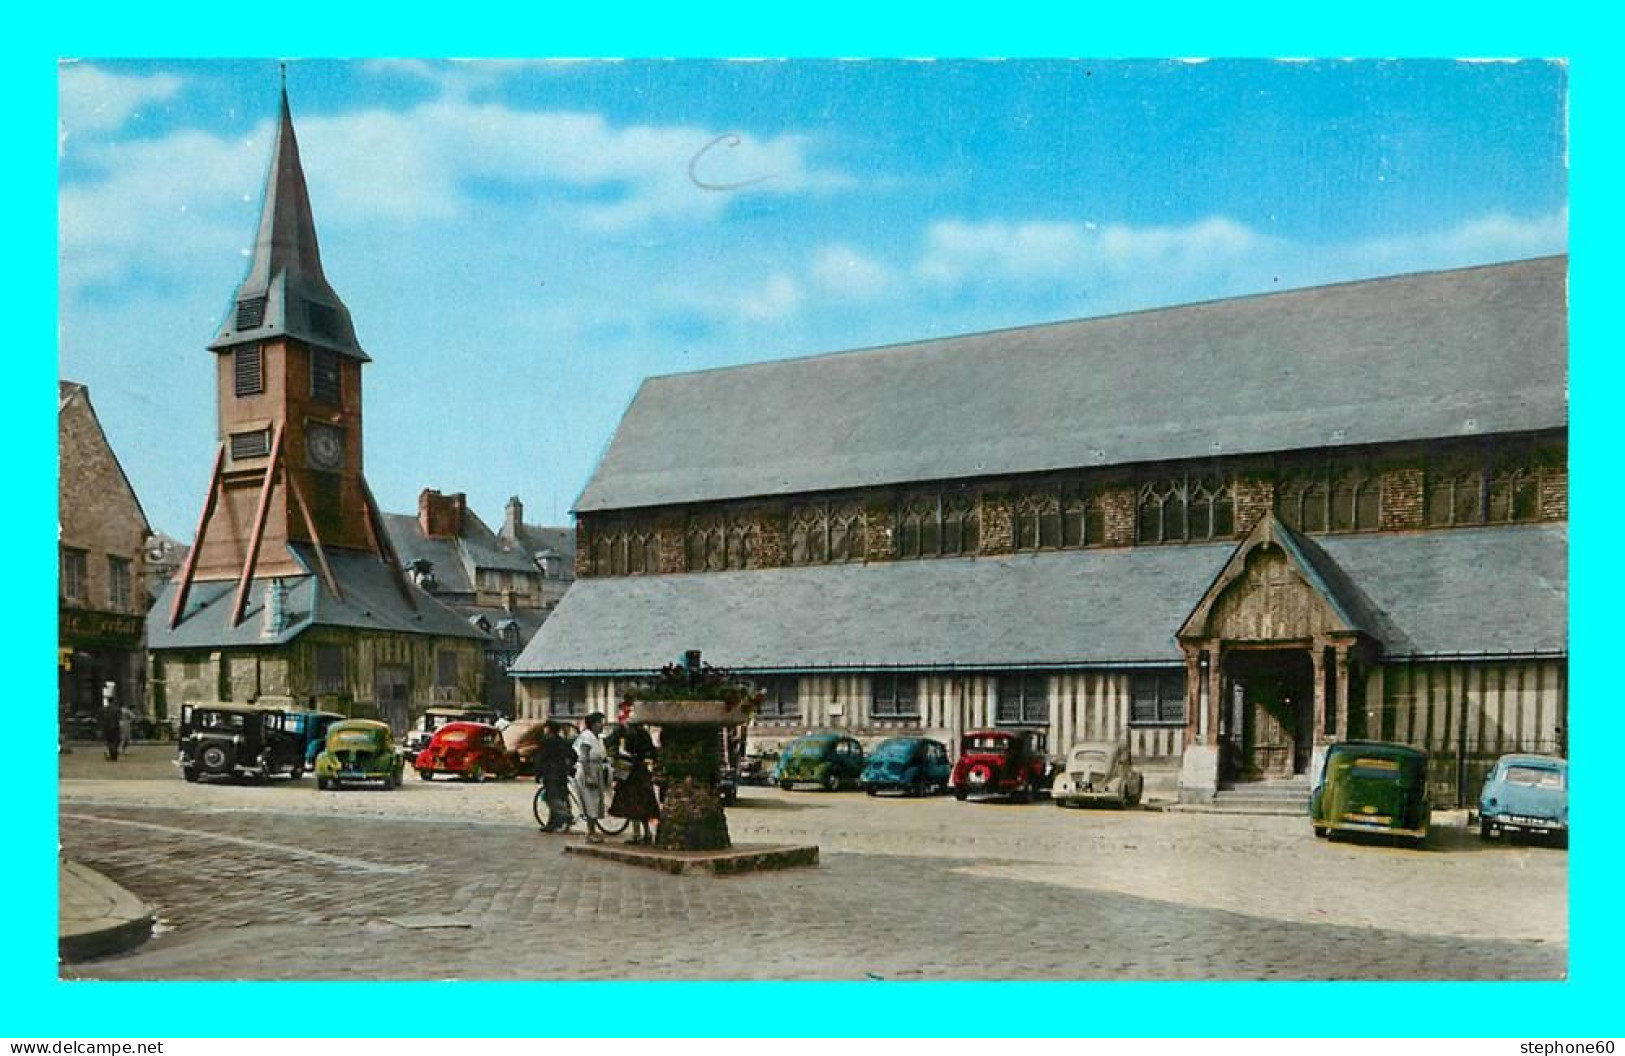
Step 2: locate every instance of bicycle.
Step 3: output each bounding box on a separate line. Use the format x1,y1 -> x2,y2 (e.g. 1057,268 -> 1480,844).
531,781 -> 629,835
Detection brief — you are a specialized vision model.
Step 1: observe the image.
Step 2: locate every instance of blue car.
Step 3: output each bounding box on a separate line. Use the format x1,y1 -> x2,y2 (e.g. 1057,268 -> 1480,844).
1478,754 -> 1567,846
859,736 -> 951,797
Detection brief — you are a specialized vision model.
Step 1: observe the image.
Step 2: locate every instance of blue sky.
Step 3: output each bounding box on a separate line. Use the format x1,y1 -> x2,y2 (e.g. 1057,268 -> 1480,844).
58,58 -> 1568,540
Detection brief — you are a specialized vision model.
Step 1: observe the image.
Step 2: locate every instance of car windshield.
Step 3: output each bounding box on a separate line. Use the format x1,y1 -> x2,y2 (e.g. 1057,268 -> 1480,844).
869,740 -> 918,763
199,712 -> 247,730
1070,749 -> 1109,768
1504,764 -> 1564,788
788,738 -> 834,760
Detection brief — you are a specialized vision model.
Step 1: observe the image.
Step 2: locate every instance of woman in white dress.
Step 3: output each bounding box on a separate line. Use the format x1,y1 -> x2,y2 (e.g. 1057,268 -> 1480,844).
571,712 -> 612,843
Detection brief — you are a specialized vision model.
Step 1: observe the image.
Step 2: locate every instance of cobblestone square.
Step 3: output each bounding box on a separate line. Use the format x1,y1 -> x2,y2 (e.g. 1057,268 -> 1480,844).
58,744 -> 1567,982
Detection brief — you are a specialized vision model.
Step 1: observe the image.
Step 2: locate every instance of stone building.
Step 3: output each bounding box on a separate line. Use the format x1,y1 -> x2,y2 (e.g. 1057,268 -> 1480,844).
59,381 -> 152,731
383,490 -> 574,714
511,256 -> 1567,806
147,87 -> 486,731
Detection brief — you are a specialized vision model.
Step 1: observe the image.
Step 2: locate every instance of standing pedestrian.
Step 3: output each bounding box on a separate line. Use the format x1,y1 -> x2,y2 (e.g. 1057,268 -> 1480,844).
571,712 -> 613,844
98,684 -> 121,762
609,702 -> 660,845
535,722 -> 577,833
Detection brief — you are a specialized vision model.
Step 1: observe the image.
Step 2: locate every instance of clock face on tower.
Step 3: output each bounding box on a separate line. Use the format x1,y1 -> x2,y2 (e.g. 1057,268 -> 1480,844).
306,423 -> 344,471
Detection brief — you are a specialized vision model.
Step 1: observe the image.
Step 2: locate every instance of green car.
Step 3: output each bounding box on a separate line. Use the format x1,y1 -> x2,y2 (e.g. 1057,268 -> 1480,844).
315,719 -> 404,791
1310,740 -> 1432,845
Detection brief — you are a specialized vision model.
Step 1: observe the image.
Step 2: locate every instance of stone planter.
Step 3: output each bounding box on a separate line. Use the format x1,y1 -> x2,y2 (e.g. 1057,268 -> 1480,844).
631,698 -> 747,852
629,699 -> 752,727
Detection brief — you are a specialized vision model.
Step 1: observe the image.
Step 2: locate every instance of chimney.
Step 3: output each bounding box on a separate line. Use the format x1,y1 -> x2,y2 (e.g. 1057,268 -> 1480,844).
261,578 -> 289,639
501,495 -> 524,543
417,489 -> 466,539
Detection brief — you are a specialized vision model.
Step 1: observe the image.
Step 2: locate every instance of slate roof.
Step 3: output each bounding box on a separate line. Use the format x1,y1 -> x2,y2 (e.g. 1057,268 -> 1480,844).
511,524 -> 1565,675
382,510 -> 576,597
576,256 -> 1568,513
148,544 -> 487,650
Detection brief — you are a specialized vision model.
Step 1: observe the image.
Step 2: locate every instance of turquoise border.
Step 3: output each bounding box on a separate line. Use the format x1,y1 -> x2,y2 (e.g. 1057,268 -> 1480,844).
23,7 -> 1619,1038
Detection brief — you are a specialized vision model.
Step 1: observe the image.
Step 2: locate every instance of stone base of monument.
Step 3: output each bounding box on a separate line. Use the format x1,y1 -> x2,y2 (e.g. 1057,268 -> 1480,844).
563,841 -> 819,876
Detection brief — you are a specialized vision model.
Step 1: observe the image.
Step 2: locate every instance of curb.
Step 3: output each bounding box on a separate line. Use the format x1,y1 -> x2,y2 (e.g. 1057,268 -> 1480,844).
59,860 -> 155,964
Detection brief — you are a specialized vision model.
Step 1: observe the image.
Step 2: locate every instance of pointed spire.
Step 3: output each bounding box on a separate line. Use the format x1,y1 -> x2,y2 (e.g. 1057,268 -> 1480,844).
209,74 -> 368,360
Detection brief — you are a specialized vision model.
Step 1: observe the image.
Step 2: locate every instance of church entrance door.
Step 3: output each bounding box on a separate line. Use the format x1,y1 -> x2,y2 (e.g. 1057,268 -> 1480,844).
1220,649 -> 1314,781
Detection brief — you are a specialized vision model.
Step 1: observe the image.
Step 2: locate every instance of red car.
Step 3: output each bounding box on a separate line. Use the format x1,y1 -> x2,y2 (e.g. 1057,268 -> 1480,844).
413,722 -> 516,782
952,728 -> 1051,802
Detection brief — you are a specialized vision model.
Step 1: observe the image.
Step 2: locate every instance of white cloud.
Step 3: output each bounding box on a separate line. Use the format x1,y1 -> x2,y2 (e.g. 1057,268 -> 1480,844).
736,273 -> 804,321
808,245 -> 899,302
58,63 -> 184,138
916,216 -> 1265,290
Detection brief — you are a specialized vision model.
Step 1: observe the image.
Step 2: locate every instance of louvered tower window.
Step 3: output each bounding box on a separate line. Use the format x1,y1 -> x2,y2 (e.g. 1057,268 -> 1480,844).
233,344 -> 263,397
235,296 -> 268,330
311,348 -> 341,405
230,429 -> 271,461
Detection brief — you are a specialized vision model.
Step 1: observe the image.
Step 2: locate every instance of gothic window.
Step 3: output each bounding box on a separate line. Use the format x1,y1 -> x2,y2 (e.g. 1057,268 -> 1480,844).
685,512 -> 756,571
755,677 -> 801,720
1062,488 -> 1103,548
1130,671 -> 1186,725
589,519 -> 660,576
311,348 -> 341,405
233,344 -> 263,397
995,674 -> 1049,726
1488,453 -> 1542,524
1425,456 -> 1487,527
1139,472 -> 1233,544
895,490 -> 978,559
1331,466 -> 1381,532
871,674 -> 920,720
1188,475 -> 1235,539
1013,482 -> 1103,551
107,556 -> 132,611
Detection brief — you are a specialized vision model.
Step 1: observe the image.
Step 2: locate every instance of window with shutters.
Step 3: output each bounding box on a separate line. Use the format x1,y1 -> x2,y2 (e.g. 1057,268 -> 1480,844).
870,674 -> 921,720
61,548 -> 88,603
754,677 -> 801,720
1130,671 -> 1186,725
995,674 -> 1049,726
107,556 -> 132,611
234,344 -> 263,397
551,678 -> 588,718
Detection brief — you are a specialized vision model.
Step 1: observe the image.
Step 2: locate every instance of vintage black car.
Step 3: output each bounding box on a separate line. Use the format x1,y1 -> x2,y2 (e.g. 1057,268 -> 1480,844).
177,703 -> 272,782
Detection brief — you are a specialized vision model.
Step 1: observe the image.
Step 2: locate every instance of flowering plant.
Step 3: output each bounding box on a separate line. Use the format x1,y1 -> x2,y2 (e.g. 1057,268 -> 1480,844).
621,653 -> 764,712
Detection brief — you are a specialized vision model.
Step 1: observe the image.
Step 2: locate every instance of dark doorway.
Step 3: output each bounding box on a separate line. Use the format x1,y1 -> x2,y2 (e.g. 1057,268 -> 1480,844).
1220,650 -> 1314,781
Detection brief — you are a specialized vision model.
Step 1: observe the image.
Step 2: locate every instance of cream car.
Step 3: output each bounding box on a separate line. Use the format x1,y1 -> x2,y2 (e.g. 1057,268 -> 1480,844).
1052,741 -> 1144,809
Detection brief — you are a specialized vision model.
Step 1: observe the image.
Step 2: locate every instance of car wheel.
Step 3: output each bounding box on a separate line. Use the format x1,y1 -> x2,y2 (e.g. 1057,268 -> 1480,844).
1479,820 -> 1495,840
467,764 -> 484,783
290,765 -> 304,780
910,780 -> 927,798
390,771 -> 402,789
182,767 -> 199,783
317,776 -> 329,791
953,787 -> 968,802
823,772 -> 840,792
1313,825 -> 1329,838
199,745 -> 230,773
418,768 -> 433,781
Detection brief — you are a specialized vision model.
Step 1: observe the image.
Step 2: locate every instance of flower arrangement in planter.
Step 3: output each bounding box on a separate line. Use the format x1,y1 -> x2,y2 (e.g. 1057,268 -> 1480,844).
621,651 -> 761,852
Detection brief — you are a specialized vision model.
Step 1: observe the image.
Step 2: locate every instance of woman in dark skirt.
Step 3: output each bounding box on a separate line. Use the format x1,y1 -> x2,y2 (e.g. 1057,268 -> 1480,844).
609,707 -> 660,844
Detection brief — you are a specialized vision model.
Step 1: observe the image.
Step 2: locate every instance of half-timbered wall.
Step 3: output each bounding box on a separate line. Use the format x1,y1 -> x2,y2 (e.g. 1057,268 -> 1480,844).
531,670 -> 1188,764
1367,658 -> 1567,807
